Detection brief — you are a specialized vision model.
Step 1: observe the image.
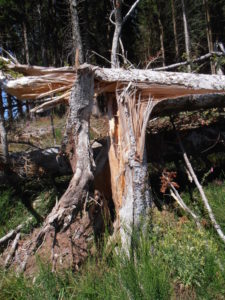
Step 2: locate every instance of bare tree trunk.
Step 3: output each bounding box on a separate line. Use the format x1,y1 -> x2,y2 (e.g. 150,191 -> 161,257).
158,15 -> 166,67
50,110 -> 56,146
37,3 -> 48,66
0,88 -> 4,120
6,94 -> 13,122
110,0 -> 141,68
203,0 -> 215,74
68,0 -> 84,65
0,91 -> 9,165
16,67 -> 95,271
111,0 -> 123,68
171,0 -> 179,61
181,0 -> 191,72
17,99 -> 24,118
22,22 -> 30,65
107,87 -> 153,246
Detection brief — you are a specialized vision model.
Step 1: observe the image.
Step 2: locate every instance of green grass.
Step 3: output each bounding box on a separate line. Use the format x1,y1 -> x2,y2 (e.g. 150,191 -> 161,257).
0,208 -> 224,299
182,180 -> 225,233
1,178 -> 225,299
0,184 -> 59,238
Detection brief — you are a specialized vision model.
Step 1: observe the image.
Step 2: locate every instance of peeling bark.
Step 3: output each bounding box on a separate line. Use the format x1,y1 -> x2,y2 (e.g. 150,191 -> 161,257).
107,87 -> 153,246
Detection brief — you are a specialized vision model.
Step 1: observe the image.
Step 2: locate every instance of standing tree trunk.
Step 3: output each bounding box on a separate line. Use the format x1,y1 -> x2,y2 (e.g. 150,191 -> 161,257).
22,22 -> 30,65
16,66 -> 95,271
0,89 -> 9,165
107,87 -> 153,245
37,2 -> 48,66
68,0 -> 84,65
50,109 -> 56,146
6,94 -> 13,122
17,100 -> 24,118
111,0 -> 123,68
203,0 -> 215,74
157,13 -> 166,67
181,0 -> 191,72
171,0 -> 179,61
110,0 -> 141,68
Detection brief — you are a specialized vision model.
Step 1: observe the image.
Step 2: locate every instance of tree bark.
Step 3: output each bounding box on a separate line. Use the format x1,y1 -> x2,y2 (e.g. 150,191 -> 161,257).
203,0 -> 215,74
171,0 -> 179,61
6,94 -> 13,122
22,22 -> 30,65
111,0 -> 123,68
68,0 -> 84,65
181,0 -> 191,72
0,89 -> 9,165
16,67 -> 95,271
107,86 -> 153,245
157,12 -> 166,67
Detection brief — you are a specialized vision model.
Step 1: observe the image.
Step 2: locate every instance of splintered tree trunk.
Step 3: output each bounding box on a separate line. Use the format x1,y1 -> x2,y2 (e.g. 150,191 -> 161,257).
107,87 -> 153,245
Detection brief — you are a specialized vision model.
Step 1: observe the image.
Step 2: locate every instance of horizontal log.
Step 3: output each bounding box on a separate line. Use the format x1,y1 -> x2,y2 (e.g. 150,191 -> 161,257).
90,65 -> 225,99
152,94 -> 225,117
1,62 -> 225,110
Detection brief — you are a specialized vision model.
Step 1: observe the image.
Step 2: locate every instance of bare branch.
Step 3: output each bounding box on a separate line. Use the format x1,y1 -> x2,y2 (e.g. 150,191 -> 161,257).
152,52 -> 225,71
123,0 -> 141,25
4,233 -> 20,268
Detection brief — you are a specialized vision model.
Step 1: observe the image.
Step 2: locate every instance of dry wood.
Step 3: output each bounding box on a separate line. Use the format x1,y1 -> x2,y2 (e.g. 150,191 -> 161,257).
164,175 -> 201,228
4,233 -> 21,268
152,52 -> 225,71
0,225 -> 22,246
172,120 -> 225,243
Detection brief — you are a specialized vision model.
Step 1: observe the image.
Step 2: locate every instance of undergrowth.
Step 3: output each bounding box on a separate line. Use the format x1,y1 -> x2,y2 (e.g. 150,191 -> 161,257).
0,177 -> 225,299
0,207 -> 224,299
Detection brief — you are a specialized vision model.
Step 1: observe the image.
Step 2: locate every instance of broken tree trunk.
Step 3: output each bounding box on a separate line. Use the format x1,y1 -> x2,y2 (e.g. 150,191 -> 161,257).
107,85 -> 153,245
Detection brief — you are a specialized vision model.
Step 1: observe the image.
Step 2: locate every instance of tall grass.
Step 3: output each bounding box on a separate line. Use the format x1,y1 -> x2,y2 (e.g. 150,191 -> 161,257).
0,180 -> 225,299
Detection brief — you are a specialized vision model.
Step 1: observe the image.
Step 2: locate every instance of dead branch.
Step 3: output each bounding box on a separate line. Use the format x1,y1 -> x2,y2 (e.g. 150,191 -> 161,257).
0,224 -> 22,246
152,51 -> 225,71
123,0 -> 141,25
164,175 -> 201,228
4,233 -> 20,268
171,119 -> 225,243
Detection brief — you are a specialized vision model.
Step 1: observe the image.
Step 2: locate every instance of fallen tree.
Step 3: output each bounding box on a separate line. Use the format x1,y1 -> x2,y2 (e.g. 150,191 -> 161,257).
1,61 -> 225,270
